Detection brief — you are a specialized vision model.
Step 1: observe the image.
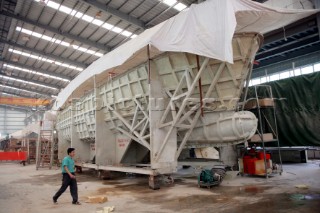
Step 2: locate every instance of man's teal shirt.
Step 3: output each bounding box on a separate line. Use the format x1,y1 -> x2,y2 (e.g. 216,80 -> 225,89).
61,155 -> 75,173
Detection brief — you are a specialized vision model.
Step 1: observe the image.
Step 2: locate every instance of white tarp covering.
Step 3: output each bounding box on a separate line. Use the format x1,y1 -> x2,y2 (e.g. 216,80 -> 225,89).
53,0 -> 318,110
10,123 -> 40,139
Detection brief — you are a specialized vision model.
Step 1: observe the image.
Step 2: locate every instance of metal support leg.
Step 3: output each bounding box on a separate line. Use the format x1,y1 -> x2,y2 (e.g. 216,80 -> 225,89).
149,175 -> 161,190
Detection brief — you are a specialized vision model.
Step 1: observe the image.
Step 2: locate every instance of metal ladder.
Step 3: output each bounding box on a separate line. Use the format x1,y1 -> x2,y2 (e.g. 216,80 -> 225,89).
36,130 -> 54,170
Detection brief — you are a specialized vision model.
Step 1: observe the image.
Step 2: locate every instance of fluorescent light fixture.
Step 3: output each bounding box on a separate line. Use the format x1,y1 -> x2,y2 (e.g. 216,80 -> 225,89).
47,1 -> 60,10
94,52 -> 103,57
21,52 -> 31,57
121,30 -> 132,37
16,27 -> 103,57
174,3 -> 187,11
72,44 -> 79,49
82,14 -> 94,23
1,92 -> 18,96
102,23 -> 113,30
86,50 -> 95,55
0,84 -> 47,97
60,41 -> 70,47
162,0 -> 187,11
59,5 -> 72,14
31,31 -> 42,38
9,48 -> 84,71
21,28 -> 33,35
163,0 -> 177,6
35,0 -> 135,38
131,34 -> 137,39
78,47 -> 88,52
42,35 -> 52,41
3,64 -> 70,82
29,55 -> 39,60
112,27 -> 123,33
92,19 -> 104,26
74,11 -> 84,19
1,75 -> 57,90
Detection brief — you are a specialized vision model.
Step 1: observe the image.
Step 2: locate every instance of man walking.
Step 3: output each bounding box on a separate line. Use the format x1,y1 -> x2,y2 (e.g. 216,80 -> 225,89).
53,148 -> 81,205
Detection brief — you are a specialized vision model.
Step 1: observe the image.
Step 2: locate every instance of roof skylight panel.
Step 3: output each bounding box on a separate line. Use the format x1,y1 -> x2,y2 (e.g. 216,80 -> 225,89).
92,19 -> 104,26
174,3 -> 187,11
94,52 -> 103,57
16,27 -> 100,57
163,0 -> 177,6
112,27 -> 123,33
3,64 -> 70,82
8,48 -> 84,72
0,85 -> 47,96
3,64 -> 68,82
1,75 -> 57,90
102,23 -> 113,30
121,30 -> 132,37
82,14 -> 94,23
59,5 -> 72,14
34,0 -> 135,38
86,50 -> 95,55
1,92 -> 18,96
46,1 -> 60,10
162,0 -> 187,11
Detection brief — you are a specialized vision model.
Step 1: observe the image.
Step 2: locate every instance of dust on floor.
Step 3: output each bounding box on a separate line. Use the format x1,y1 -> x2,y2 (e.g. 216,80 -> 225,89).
0,162 -> 320,213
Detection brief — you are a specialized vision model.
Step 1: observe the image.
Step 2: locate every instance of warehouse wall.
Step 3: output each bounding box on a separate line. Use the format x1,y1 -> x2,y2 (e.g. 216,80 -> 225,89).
0,106 -> 28,137
247,71 -> 320,146
0,105 -> 45,138
252,51 -> 320,79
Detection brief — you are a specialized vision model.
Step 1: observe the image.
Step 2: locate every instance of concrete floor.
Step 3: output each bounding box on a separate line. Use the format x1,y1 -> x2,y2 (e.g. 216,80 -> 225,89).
0,162 -> 319,213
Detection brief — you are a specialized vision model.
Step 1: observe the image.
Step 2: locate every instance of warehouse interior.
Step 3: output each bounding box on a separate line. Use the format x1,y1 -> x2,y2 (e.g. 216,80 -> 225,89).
0,0 -> 320,212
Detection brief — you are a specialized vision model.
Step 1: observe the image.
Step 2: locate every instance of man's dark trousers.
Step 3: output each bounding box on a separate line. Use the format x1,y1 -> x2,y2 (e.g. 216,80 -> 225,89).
53,173 -> 78,202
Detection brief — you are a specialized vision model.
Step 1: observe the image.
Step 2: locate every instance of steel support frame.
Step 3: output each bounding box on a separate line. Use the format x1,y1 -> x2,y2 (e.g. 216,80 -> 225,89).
105,97 -> 151,150
156,58 -> 227,161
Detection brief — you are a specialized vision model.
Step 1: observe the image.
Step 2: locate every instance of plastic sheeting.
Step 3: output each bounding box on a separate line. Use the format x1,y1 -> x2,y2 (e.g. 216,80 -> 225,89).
248,72 -> 320,146
53,0 -> 318,110
10,123 -> 40,139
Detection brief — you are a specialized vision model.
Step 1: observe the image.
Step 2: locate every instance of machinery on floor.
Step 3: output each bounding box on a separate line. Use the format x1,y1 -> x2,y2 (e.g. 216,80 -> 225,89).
198,167 -> 226,188
53,1 -> 316,188
239,148 -> 274,176
56,32 -> 260,189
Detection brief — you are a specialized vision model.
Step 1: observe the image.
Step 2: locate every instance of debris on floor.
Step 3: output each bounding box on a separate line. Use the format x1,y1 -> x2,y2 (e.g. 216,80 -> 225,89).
295,184 -> 309,189
96,206 -> 115,213
85,196 -> 108,203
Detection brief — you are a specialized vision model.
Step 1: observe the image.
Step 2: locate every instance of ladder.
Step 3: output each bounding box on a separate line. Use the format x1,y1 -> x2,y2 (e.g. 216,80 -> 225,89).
36,130 -> 54,170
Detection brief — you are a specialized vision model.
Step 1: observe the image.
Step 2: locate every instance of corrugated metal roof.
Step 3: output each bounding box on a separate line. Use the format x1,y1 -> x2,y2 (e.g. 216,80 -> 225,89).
1,0 -> 199,101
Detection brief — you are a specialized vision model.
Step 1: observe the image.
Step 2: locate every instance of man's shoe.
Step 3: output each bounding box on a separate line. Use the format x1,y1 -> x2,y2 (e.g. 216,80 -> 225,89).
72,201 -> 81,205
53,197 -> 57,204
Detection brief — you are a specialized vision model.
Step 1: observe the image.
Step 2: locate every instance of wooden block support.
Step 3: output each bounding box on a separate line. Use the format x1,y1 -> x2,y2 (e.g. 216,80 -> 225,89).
244,98 -> 274,109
